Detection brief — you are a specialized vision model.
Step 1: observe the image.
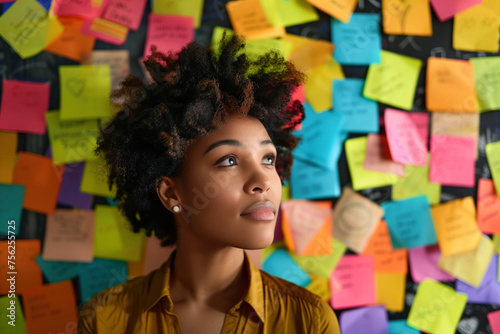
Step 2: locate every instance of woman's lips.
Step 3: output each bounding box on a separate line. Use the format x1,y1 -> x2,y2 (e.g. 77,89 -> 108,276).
240,209 -> 275,221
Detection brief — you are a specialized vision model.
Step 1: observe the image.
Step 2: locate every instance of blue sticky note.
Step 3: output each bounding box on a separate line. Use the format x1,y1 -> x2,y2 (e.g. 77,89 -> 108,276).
293,103 -> 345,170
0,184 -> 25,236
381,195 -> 437,249
36,256 -> 79,283
3,0 -> 51,13
389,320 -> 420,334
340,305 -> 389,334
333,78 -> 379,133
262,249 -> 311,287
78,258 -> 128,302
332,13 -> 381,65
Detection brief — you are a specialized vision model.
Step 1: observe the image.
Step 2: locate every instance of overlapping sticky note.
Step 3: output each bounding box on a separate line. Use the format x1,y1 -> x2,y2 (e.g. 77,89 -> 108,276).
391,160 -> 441,205
486,141 -> 500,193
52,0 -> 92,16
0,295 -> 26,334
389,320 -> 420,334
291,239 -> 347,280
375,273 -> 406,312
103,0 -> 147,30
332,13 -> 381,65
282,34 -> 334,73
305,58 -> 344,112
0,184 -> 25,236
307,0 -> 358,23
430,112 -> 479,145
477,178 -> 500,234
488,310 -> 500,334
364,50 -> 422,111
382,0 -> 432,36
80,157 -> 116,197
431,196 -> 482,255
153,0 -> 204,28
471,57 -> 500,112
385,108 -> 429,166
306,274 -> 330,302
262,248 -> 311,287
144,14 -> 194,59
81,17 -> 129,45
332,78 -> 379,133
82,50 -> 130,90
57,162 -> 93,210
93,205 -> 145,262
78,258 -> 128,302
408,245 -> 455,283
35,256 -> 79,283
456,254 -> 500,304
430,0 -> 482,21
340,305 -> 388,334
59,65 -> 112,120
407,279 -> 467,334
426,57 -> 478,112
0,131 -> 17,183
0,79 -> 50,134
363,134 -> 405,177
260,0 -> 319,27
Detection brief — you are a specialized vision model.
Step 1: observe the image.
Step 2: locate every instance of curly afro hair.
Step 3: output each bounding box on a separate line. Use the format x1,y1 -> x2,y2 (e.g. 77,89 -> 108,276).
96,35 -> 306,246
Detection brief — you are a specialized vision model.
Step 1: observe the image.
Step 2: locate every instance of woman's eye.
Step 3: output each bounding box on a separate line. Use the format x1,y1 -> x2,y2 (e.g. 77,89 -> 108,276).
264,154 -> 276,165
218,156 -> 236,166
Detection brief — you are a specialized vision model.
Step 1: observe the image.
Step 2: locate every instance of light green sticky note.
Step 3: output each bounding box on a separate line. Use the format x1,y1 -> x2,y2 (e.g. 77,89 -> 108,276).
59,65 -> 112,121
46,111 -> 99,164
364,50 -> 422,110
261,0 -> 319,27
486,141 -> 500,194
392,162 -> 441,205
345,136 -> 400,190
494,234 -> 500,254
80,158 -> 115,198
408,279 -> 467,334
470,57 -> 500,112
153,0 -> 204,28
93,205 -> 145,262
0,295 -> 26,334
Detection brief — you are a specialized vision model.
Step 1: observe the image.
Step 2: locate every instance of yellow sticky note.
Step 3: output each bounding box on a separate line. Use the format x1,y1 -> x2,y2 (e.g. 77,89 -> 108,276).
306,274 -> 330,302
375,272 -> 405,312
345,136 -> 400,190
59,65 -> 112,120
392,160 -> 441,205
306,0 -> 358,23
94,205 -> 145,262
470,56 -> 500,112
486,141 -> 500,194
439,234 -> 494,287
281,34 -> 334,73
261,0 -> 319,27
364,50 -> 422,111
153,0 -> 204,28
382,0 -> 432,36
494,235 -> 500,254
305,57 -> 344,112
431,196 -> 482,256
0,131 -> 17,183
407,279 -> 467,334
80,158 -> 115,197
281,184 -> 291,201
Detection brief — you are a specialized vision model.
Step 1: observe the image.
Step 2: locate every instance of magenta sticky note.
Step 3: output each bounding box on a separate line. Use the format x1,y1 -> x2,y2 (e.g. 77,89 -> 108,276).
53,0 -> 92,18
430,0 -> 482,22
408,244 -> 455,283
488,310 -> 500,334
0,79 -> 50,134
103,0 -> 147,31
330,255 -> 376,310
430,135 -> 476,187
144,14 -> 194,60
340,306 -> 389,334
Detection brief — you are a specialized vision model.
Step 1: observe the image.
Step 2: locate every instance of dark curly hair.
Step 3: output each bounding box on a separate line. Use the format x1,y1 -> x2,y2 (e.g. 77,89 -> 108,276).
96,35 -> 306,246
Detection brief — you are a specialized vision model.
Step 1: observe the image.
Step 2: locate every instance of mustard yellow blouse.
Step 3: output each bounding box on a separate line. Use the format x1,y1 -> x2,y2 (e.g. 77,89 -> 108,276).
78,251 -> 340,333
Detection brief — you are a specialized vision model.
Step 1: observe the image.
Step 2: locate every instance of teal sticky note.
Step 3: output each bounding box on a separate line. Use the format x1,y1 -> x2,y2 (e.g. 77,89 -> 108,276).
332,13 -> 381,65
78,258 -> 128,302
262,249 -> 311,287
333,78 -> 379,133
389,320 -> 420,334
293,103 -> 345,170
0,184 -> 25,236
36,256 -> 79,283
0,295 -> 27,334
381,195 -> 437,249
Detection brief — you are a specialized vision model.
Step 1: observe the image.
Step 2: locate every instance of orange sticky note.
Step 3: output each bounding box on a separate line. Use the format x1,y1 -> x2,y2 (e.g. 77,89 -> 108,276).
477,178 -> 500,234
0,131 -> 17,183
22,280 -> 78,334
426,57 -> 478,113
44,17 -> 96,62
0,240 -> 42,295
281,34 -> 334,73
382,0 -> 433,36
12,152 -> 64,215
362,220 -> 408,274
431,196 -> 482,256
226,0 -> 285,40
307,0 -> 358,23
375,272 -> 406,312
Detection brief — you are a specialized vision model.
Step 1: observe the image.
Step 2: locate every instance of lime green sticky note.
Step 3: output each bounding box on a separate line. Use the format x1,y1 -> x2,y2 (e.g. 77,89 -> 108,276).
80,158 -> 115,197
486,141 -> 500,194
470,57 -> 500,112
494,234 -> 500,254
392,162 -> 441,205
0,295 -> 26,334
94,205 -> 145,262
46,111 -> 99,164
345,136 -> 400,190
153,0 -> 204,28
364,50 -> 422,111
408,279 -> 467,334
59,65 -> 112,121
261,0 -> 319,27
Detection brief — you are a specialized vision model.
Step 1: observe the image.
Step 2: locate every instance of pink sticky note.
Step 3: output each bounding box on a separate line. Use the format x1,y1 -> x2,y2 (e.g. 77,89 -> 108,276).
53,0 -> 92,18
430,0 -> 482,22
488,310 -> 500,334
385,108 -> 429,166
430,135 -> 475,187
144,14 -> 194,59
103,0 -> 147,31
0,79 -> 50,134
330,255 -> 376,310
144,237 -> 175,275
408,245 -> 455,283
364,133 -> 405,177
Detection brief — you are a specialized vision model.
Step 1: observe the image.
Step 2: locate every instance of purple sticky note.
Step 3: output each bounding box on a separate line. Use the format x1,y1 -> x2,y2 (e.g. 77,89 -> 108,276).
408,244 -> 455,283
456,254 -> 500,305
340,305 -> 389,334
58,162 -> 93,210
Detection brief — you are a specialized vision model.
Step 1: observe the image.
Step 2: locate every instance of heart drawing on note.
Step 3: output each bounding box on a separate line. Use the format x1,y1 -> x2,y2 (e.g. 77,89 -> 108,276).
457,317 -> 478,334
66,78 -> 86,98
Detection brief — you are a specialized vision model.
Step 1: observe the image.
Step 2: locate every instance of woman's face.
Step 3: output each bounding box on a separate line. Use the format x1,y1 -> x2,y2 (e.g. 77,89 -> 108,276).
168,114 -> 282,250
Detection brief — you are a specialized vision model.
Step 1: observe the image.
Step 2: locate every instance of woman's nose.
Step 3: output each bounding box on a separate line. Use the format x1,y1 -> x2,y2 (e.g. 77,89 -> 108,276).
244,164 -> 272,194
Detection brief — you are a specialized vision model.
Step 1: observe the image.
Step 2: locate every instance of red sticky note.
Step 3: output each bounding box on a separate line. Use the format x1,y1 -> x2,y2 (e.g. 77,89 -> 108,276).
103,0 -> 147,31
12,152 -> 65,215
477,178 -> 500,234
144,14 -> 194,59
53,0 -> 92,18
488,310 -> 500,334
0,79 -> 50,134
430,0 -> 482,22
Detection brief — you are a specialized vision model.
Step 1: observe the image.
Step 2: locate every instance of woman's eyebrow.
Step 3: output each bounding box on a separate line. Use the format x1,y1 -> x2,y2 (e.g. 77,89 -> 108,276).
203,139 -> 274,156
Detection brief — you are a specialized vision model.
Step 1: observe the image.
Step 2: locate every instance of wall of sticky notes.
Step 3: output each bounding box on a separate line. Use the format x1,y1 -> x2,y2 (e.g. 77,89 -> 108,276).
1,0 -> 500,333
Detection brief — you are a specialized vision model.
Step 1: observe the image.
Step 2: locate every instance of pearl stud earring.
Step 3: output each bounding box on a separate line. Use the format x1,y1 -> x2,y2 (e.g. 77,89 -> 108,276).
172,205 -> 180,213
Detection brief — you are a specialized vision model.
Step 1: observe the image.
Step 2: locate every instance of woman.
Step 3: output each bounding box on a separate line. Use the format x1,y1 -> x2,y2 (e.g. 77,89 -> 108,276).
78,35 -> 340,334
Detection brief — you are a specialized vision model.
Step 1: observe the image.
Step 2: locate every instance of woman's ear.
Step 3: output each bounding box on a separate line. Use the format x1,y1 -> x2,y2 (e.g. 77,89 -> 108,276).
156,177 -> 183,214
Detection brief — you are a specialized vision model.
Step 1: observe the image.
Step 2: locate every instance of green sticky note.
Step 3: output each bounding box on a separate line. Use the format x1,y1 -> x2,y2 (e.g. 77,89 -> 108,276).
345,136 -> 400,190
0,184 -> 25,236
59,65 -> 112,121
494,234 -> 500,254
153,0 -> 204,28
486,141 -> 500,194
0,295 -> 27,334
261,0 -> 319,27
408,280 -> 467,334
93,205 -> 145,262
470,56 -> 500,112
392,162 -> 441,205
364,50 -> 422,110
80,158 -> 115,198
46,111 -> 99,164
